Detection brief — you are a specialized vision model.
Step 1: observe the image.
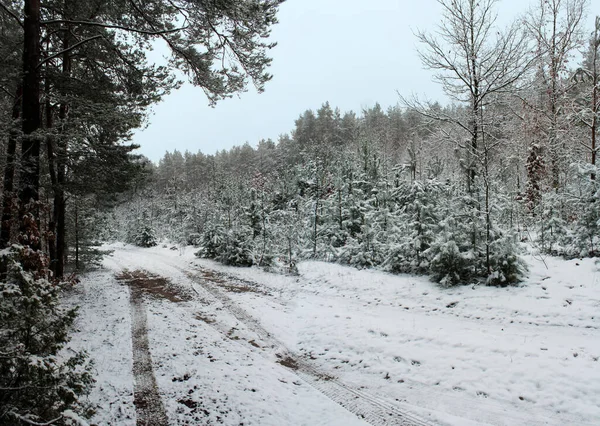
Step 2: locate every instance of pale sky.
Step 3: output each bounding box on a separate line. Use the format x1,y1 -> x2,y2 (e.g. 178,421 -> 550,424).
132,0 -> 597,163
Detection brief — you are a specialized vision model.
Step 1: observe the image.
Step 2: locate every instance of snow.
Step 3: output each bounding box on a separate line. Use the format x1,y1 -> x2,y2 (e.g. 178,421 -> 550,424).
66,243 -> 600,425
66,271 -> 136,426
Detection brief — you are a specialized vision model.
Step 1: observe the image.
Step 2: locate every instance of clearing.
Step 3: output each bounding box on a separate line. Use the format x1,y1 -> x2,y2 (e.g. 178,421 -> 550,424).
66,244 -> 600,425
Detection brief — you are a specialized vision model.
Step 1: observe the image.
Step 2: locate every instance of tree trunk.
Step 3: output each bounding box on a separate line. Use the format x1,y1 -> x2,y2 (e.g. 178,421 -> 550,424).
46,93 -> 58,274
469,110 -> 478,193
75,205 -> 79,270
592,23 -> 598,180
549,8 -> 561,190
337,188 -> 343,230
54,184 -> 66,277
468,1 -> 479,194
260,197 -> 267,266
51,20 -> 72,278
1,86 -> 22,247
45,93 -> 66,279
19,0 -> 42,248
484,154 -> 491,276
313,199 -> 319,258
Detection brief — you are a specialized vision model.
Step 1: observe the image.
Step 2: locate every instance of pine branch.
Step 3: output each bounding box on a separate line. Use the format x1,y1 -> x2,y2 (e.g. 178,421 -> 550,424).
40,19 -> 187,36
37,35 -> 104,69
0,2 -> 23,28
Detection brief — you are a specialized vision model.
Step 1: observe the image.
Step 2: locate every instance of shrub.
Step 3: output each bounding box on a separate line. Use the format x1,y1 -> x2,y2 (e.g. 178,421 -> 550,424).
134,225 -> 157,247
427,239 -> 475,287
0,246 -> 93,425
196,226 -> 254,267
217,229 -> 254,267
186,233 -> 201,247
336,235 -> 383,269
196,225 -> 224,259
486,233 -> 528,286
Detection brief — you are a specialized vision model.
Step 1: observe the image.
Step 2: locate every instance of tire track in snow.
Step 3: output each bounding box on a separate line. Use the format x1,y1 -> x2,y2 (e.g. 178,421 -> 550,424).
110,251 -> 584,426
185,266 -> 573,426
187,267 -> 433,426
117,271 -> 169,426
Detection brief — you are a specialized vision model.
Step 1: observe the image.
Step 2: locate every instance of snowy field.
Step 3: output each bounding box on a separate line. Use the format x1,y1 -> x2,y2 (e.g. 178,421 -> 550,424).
66,244 -> 600,425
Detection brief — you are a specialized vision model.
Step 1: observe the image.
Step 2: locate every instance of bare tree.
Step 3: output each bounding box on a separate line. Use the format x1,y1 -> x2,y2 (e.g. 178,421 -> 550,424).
525,0 -> 588,189
405,0 -> 533,193
403,0 -> 534,274
572,16 -> 599,179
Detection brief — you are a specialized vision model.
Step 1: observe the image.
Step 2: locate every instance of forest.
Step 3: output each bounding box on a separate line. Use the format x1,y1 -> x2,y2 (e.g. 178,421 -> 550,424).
112,2 -> 600,286
0,0 -> 599,424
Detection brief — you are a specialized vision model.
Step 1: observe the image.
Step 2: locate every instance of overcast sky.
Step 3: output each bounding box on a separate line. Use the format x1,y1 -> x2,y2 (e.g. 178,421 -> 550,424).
132,0 -> 596,163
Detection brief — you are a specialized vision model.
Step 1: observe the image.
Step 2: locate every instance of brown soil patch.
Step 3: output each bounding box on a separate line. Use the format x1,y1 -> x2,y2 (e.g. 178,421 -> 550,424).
117,269 -> 192,303
248,339 -> 261,348
221,284 -> 256,293
199,270 -> 227,284
276,355 -> 299,370
197,269 -> 270,296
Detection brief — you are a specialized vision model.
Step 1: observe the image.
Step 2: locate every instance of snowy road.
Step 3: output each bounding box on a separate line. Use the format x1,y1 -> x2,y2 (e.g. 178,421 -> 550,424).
68,244 -> 600,425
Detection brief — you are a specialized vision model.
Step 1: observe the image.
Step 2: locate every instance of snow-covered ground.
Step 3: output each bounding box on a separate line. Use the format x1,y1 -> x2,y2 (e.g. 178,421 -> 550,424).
67,244 -> 600,425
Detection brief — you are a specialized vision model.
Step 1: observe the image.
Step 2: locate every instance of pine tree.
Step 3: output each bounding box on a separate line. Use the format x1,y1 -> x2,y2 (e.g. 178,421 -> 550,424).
384,179 -> 443,274
0,243 -> 93,424
561,164 -> 600,257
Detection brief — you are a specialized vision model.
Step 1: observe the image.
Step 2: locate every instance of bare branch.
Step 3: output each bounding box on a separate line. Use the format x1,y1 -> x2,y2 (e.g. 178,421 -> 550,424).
9,413 -> 62,426
399,92 -> 474,136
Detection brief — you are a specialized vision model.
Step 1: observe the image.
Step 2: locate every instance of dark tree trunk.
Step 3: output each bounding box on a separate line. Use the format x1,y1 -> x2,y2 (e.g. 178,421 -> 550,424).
1,86 -> 22,247
469,110 -> 478,194
468,4 -> 479,196
46,138 -> 66,278
46,91 -> 57,273
49,95 -> 68,278
549,12 -> 561,190
55,181 -> 66,277
74,206 -> 79,270
49,19 -> 72,278
19,0 -> 42,248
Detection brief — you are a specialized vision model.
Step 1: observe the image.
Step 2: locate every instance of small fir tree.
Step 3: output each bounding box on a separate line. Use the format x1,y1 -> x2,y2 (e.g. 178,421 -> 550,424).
0,220 -> 93,424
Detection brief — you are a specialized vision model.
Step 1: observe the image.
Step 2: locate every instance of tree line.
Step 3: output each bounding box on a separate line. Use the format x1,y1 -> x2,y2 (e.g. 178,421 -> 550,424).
112,0 -> 599,285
